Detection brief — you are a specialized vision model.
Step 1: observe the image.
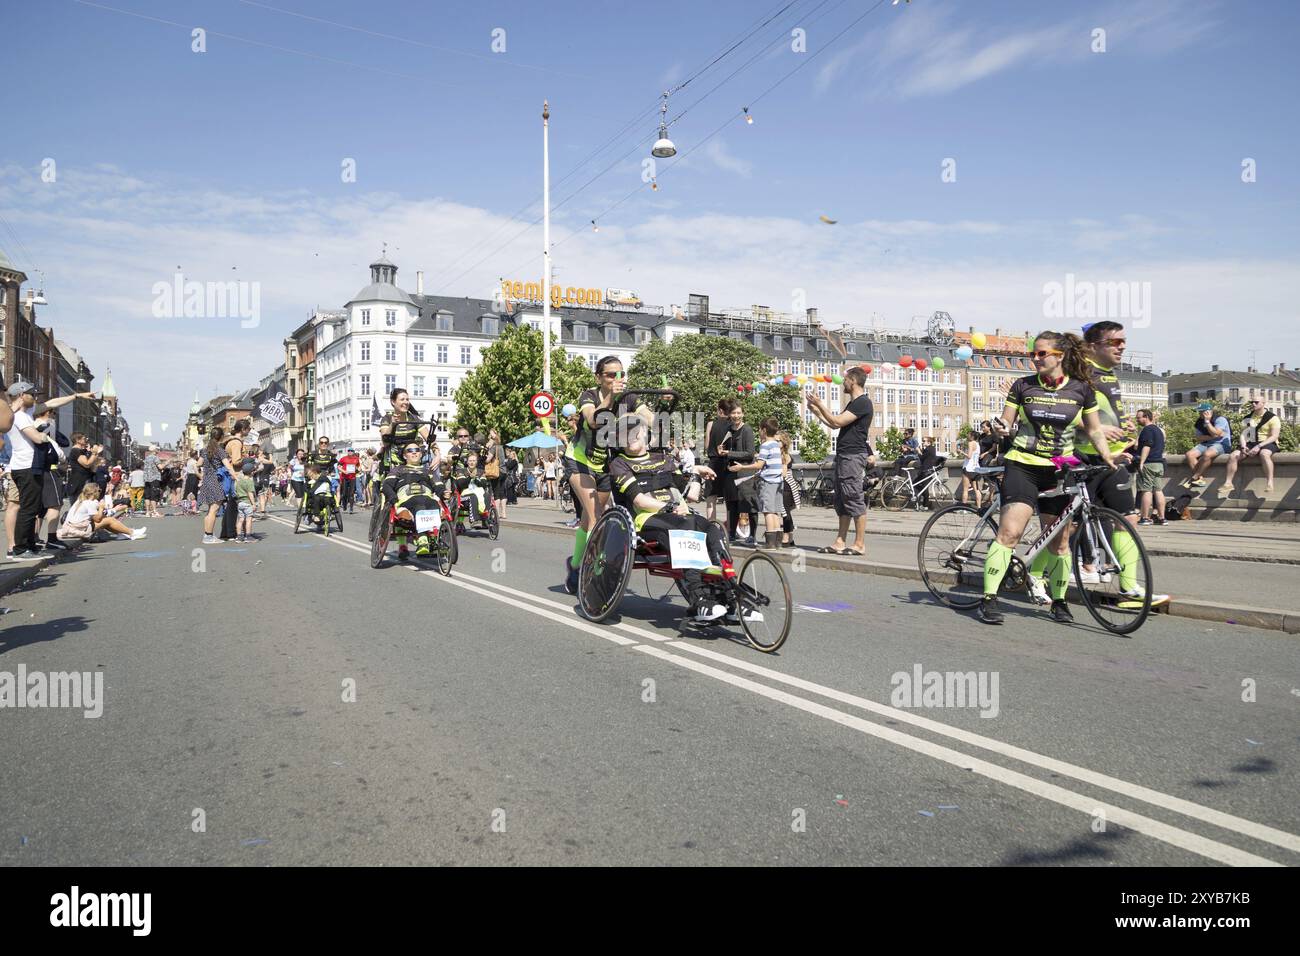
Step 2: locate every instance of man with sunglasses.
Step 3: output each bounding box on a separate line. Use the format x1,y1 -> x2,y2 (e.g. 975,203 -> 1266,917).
445,428 -> 479,473
1223,397 -> 1281,494
381,440 -> 444,559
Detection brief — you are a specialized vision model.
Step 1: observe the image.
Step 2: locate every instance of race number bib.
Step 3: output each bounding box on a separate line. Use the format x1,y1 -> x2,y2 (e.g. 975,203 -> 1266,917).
415,509 -> 439,532
668,530 -> 710,570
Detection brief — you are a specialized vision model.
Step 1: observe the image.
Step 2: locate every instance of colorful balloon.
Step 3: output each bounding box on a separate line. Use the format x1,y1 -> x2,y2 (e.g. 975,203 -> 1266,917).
860,364 -> 873,376
831,374 -> 843,385
971,332 -> 988,350
914,358 -> 928,371
754,383 -> 765,392
898,354 -> 914,368
561,403 -> 576,418
955,345 -> 973,361
931,357 -> 945,370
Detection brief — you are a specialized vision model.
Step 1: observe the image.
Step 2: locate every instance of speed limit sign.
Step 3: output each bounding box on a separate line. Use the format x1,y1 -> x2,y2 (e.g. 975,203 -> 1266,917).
529,391 -> 555,418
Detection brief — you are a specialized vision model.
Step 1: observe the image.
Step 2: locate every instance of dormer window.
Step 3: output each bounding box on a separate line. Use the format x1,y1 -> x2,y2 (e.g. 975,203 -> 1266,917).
815,338 -> 828,353
846,342 -> 858,355
773,336 -> 784,352
434,311 -> 452,332
483,316 -> 499,336
605,325 -> 619,345
573,323 -> 588,343
636,328 -> 651,346
792,337 -> 804,352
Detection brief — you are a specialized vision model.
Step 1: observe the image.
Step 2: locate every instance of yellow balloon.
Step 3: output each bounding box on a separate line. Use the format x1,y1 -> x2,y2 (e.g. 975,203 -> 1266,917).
797,375 -> 807,385
971,332 -> 987,350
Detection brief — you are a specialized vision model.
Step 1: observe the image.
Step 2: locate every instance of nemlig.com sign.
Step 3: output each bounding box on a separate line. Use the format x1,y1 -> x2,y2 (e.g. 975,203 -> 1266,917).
501,279 -> 604,309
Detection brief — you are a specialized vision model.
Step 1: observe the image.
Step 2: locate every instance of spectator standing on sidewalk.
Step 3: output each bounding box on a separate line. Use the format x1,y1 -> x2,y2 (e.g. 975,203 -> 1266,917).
181,452 -> 199,513
6,381 -> 56,561
198,426 -> 228,544
235,465 -> 257,542
1135,409 -> 1167,525
220,420 -> 249,540
703,400 -> 731,523
128,461 -> 145,514
729,417 -> 785,549
31,406 -> 70,551
807,366 -> 873,557
777,430 -> 801,548
719,402 -> 759,546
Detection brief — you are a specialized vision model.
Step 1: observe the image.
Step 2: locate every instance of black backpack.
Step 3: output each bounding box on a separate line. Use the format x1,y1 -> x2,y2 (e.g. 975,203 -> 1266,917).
1165,491 -> 1194,521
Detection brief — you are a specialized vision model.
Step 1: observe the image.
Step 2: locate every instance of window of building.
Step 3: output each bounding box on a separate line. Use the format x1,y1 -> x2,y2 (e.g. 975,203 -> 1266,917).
383,374 -> 395,394
435,313 -> 452,332
360,374 -> 370,397
573,323 -> 588,343
792,336 -> 804,352
526,318 -> 541,332
588,353 -> 598,370
753,333 -> 763,348
413,343 -> 424,363
461,346 -> 472,365
847,342 -> 858,356
1172,392 -> 1182,404
886,389 -> 896,404
412,376 -> 424,397
875,389 -> 883,403
360,411 -> 370,432
437,377 -> 449,398
870,344 -> 883,361
437,344 -> 448,364
360,341 -> 370,362
972,397 -> 983,412
773,336 -> 784,352
817,386 -> 826,400
815,338 -> 828,353
385,309 -> 397,326
361,309 -> 370,326
816,362 -> 826,377
1207,389 -> 1216,400
971,375 -> 982,389
483,317 -> 499,336
384,341 -> 397,361
636,329 -> 651,346
607,326 -> 621,345
778,360 -> 788,375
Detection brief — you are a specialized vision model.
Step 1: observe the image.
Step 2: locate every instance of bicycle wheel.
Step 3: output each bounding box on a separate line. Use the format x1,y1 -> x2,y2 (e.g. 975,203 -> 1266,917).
368,497 -> 385,542
322,508 -> 331,537
928,476 -> 955,509
370,515 -> 390,568
735,551 -> 792,653
432,518 -> 454,575
293,500 -> 304,534
334,507 -> 344,533
487,508 -> 500,540
1071,506 -> 1153,635
918,504 -> 999,608
577,508 -> 634,623
882,476 -> 911,511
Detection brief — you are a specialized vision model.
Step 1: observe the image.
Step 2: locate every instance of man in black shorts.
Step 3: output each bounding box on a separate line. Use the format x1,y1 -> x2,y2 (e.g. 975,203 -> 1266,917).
807,366 -> 873,556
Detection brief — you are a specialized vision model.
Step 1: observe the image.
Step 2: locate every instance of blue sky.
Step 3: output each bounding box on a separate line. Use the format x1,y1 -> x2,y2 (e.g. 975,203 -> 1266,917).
3,0 -> 1298,430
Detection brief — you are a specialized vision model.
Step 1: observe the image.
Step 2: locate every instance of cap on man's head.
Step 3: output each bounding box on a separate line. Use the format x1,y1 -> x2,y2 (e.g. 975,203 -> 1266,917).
1196,401 -> 1213,411
6,380 -> 36,398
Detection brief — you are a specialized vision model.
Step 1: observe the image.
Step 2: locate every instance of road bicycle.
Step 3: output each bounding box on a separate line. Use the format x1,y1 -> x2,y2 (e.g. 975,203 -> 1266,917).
879,460 -> 955,512
916,458 -> 1157,635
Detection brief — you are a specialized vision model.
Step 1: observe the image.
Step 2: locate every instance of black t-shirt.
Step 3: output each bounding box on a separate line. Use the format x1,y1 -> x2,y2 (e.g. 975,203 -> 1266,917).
835,394 -> 874,455
704,416 -> 729,466
1137,424 -> 1165,463
608,450 -> 683,530
977,434 -> 999,462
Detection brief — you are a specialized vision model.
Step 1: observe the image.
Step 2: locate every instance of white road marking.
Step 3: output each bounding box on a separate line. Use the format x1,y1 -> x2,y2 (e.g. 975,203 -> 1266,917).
270,515 -> 1296,864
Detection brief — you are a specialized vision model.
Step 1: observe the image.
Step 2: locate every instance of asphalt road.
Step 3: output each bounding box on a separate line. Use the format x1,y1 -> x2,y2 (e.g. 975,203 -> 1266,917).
2,505 -> 1297,866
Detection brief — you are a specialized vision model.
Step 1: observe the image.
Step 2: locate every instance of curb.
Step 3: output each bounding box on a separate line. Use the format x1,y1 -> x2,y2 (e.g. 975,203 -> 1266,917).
501,517 -> 1299,635
0,546 -> 80,600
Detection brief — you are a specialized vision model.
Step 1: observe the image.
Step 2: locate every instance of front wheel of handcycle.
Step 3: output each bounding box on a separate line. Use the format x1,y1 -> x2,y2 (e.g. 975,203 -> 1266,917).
293,501 -> 304,534
486,508 -> 500,540
577,507 -> 634,623
370,515 -> 390,568
1071,505 -> 1154,635
368,497 -> 385,542
918,503 -> 999,608
734,551 -> 792,653
432,518 -> 454,576
333,507 -> 344,534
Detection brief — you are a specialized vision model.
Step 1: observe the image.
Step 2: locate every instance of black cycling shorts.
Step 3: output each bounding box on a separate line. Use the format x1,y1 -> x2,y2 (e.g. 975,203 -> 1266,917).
1000,460 -> 1070,518
1080,455 -> 1136,515
565,456 -> 611,493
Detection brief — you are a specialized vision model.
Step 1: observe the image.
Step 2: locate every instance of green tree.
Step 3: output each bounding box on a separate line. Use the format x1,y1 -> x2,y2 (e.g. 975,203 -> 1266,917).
1279,421 -> 1300,453
451,324 -> 593,442
1155,406 -> 1200,455
876,425 -> 905,461
740,384 -> 802,437
628,335 -> 779,419
956,422 -> 976,444
798,419 -> 831,462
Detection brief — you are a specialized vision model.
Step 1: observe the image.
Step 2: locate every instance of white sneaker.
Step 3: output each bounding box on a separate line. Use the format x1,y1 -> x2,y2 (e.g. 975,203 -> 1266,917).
132,528 -> 148,540
1027,575 -> 1050,605
1120,586 -> 1170,606
694,602 -> 728,623
202,534 -> 216,544
724,607 -> 764,625
1074,568 -> 1101,586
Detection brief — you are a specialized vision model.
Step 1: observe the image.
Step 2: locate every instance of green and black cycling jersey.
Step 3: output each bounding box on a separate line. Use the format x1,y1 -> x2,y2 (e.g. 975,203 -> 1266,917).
566,388 -> 639,472
1003,374 -> 1099,468
383,465 -> 442,505
1074,358 -> 1133,457
608,449 -> 686,531
309,449 -> 338,473
379,412 -> 424,467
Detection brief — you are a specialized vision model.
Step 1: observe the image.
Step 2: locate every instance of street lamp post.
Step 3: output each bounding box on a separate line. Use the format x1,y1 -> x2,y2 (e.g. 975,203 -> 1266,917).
542,99 -> 552,399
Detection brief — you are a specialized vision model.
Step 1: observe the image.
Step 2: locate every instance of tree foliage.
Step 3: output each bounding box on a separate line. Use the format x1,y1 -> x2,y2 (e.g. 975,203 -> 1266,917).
1158,404 -> 1300,454
798,420 -> 831,462
876,425 -> 906,461
629,335 -> 781,417
451,324 -> 594,442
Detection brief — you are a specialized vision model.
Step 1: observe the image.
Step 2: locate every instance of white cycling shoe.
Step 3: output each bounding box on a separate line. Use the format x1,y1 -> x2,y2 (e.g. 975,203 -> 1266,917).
694,602 -> 728,623
724,607 -> 764,625
1120,586 -> 1170,606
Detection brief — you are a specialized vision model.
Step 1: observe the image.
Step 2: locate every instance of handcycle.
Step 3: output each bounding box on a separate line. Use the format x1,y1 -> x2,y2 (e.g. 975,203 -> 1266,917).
916,458 -> 1157,635
294,482 -> 343,536
879,458 -> 954,511
573,388 -> 792,653
447,481 -> 499,540
370,484 -> 457,573
367,419 -> 437,542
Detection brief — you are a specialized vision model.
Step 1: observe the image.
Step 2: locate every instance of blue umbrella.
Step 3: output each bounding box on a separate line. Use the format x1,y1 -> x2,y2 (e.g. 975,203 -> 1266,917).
507,432 -> 563,449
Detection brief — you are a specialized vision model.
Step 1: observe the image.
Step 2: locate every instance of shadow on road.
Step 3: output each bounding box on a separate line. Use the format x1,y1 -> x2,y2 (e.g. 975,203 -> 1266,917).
1000,828 -> 1129,865
0,616 -> 94,655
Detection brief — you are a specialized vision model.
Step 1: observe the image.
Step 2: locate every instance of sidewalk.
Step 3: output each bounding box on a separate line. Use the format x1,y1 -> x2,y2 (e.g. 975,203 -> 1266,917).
500,497 -> 1300,632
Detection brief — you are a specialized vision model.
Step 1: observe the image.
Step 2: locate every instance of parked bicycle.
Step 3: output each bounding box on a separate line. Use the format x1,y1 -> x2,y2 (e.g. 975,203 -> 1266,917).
879,460 -> 954,511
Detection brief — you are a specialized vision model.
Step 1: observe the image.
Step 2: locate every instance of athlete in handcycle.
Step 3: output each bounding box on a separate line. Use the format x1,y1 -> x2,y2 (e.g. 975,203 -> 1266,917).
295,461 -> 343,535
369,387 -> 437,542
371,440 -> 456,572
576,403 -> 792,653
446,451 -> 498,539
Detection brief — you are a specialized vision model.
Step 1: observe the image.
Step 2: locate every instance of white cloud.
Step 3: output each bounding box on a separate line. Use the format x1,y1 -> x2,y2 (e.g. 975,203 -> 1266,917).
702,138 -> 753,178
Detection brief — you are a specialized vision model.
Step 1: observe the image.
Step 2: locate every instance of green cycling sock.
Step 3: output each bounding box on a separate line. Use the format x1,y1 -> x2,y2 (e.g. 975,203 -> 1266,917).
1111,529 -> 1140,591
572,528 -> 589,565
1047,552 -> 1070,600
1029,549 -> 1052,579
983,541 -> 1013,597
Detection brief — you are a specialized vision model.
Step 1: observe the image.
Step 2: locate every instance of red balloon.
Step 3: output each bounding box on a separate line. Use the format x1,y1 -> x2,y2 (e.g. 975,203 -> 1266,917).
914,358 -> 928,371
861,364 -> 873,376
898,354 -> 914,368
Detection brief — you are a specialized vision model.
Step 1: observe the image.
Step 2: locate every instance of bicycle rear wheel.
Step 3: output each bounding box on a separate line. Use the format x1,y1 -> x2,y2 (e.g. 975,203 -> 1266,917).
918,504 -> 998,608
1071,506 -> 1153,635
370,516 -> 390,568
882,476 -> 911,511
433,518 -> 453,575
368,497 -> 385,541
